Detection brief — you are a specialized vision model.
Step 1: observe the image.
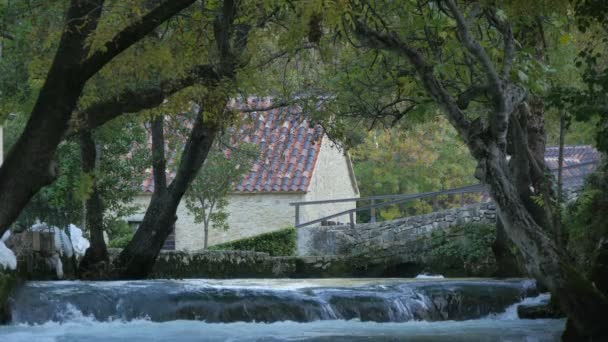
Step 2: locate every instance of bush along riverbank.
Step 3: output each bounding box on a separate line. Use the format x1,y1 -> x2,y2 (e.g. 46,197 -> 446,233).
0,270 -> 19,324
209,228 -> 296,256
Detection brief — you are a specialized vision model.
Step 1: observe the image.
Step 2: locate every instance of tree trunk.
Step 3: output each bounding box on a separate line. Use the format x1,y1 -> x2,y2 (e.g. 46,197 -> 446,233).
351,4 -> 608,338
479,141 -> 608,339
115,0 -> 239,279
0,0 -> 103,238
492,219 -> 525,277
115,112 -> 218,279
0,0 -> 197,238
204,226 -> 209,249
78,129 -> 109,275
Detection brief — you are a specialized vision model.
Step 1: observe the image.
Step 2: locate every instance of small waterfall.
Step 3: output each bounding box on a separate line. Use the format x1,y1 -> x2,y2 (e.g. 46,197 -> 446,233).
489,293 -> 551,320
9,279 -> 539,325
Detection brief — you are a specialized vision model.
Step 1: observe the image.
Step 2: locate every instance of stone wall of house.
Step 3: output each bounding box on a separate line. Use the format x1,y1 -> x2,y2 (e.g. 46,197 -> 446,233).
300,138 -> 359,225
127,137 -> 359,251
297,202 -> 497,256
129,192 -> 305,251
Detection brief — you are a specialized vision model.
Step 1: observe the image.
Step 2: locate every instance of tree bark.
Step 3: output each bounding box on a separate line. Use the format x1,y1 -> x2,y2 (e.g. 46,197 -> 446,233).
351,5 -> 608,336
114,0 -> 240,279
0,0 -> 104,237
480,142 -> 608,339
114,112 -> 218,278
492,219 -> 525,277
78,129 -> 109,274
204,226 -> 209,249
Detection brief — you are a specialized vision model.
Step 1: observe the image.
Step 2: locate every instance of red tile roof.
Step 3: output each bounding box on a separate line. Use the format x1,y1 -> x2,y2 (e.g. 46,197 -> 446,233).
142,97 -> 324,193
544,145 -> 601,188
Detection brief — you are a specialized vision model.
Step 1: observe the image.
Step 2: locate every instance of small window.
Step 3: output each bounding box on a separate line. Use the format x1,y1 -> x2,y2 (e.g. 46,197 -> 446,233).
127,221 -> 175,251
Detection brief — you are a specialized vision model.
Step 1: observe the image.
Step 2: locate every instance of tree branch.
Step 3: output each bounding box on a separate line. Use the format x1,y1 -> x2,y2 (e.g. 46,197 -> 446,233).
484,8 -> 516,78
445,0 -> 526,149
79,64 -> 220,130
239,98 -> 300,113
457,84 -> 489,109
352,19 -> 472,140
168,106 -> 218,200
445,0 -> 501,88
81,0 -> 197,79
255,43 -> 316,69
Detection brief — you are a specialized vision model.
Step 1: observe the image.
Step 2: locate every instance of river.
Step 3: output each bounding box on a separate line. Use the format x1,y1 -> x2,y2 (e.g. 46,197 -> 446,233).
0,278 -> 565,341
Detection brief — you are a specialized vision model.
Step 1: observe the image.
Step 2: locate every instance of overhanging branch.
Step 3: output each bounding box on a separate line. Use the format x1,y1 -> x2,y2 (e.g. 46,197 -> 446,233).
352,19 -> 472,139
484,8 -> 516,78
445,0 -> 501,88
81,0 -> 197,79
79,64 -> 219,130
457,84 -> 489,109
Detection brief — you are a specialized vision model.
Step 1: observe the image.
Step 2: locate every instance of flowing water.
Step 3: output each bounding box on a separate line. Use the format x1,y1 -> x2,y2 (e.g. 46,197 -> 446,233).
0,278 -> 565,341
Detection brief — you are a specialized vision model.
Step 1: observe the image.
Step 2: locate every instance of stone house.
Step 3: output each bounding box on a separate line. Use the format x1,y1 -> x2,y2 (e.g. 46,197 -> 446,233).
126,98 -> 360,251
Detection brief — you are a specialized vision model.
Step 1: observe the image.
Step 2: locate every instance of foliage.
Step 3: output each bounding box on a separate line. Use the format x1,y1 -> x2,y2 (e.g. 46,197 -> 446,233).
351,116 -> 477,220
546,0 -> 608,154
106,219 -> 135,249
184,140 -> 258,248
564,165 -> 608,272
4,112 -> 149,231
5,112 -> 83,228
430,223 -> 496,276
209,227 -> 296,256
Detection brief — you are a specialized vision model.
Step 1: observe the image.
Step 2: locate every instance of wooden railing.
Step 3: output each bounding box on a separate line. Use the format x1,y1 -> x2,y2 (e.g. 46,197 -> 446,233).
290,183 -> 487,229
290,159 -> 600,229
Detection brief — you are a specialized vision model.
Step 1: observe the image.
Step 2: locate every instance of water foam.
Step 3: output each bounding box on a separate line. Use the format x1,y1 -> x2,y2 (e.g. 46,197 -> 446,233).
489,293 -> 551,320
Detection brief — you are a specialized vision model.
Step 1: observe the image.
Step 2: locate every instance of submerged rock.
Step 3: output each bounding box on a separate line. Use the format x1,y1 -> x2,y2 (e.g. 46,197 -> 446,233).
517,302 -> 565,319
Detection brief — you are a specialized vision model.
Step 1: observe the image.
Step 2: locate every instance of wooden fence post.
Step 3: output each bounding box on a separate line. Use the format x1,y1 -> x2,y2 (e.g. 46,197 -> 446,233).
370,199 -> 376,223
295,204 -> 300,227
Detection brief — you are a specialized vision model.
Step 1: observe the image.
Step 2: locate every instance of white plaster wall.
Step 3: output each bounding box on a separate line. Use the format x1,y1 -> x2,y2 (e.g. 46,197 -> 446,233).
128,192 -> 305,251
210,192 -> 304,247
300,137 -> 359,225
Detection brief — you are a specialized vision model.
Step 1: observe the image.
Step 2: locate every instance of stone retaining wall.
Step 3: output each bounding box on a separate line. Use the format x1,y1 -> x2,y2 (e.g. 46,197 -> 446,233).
149,250 -> 410,278
297,202 -> 497,257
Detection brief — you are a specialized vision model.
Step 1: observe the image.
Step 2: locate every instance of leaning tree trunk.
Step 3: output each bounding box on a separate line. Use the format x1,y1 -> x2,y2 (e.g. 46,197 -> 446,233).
114,113 -> 218,279
78,129 -> 109,275
351,2 -> 608,337
492,100 -> 552,278
492,219 -> 525,277
479,141 -> 608,339
0,0 -> 103,237
115,0 -> 240,279
0,0 -> 198,238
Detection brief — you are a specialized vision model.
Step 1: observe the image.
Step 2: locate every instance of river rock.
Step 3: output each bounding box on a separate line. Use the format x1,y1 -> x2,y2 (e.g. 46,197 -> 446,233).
517,302 -> 564,319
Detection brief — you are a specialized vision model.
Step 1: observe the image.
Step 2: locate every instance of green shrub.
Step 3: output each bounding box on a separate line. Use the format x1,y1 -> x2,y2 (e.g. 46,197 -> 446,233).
429,223 -> 496,276
106,220 -> 134,249
209,227 -> 296,256
564,165 -> 608,273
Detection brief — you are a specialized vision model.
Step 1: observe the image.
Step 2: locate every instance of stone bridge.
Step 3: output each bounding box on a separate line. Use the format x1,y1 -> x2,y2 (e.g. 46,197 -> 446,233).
296,202 -> 497,268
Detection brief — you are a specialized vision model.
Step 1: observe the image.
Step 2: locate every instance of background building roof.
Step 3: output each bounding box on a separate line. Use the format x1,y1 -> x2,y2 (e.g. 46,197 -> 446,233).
142,97 -> 325,193
544,145 -> 601,189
